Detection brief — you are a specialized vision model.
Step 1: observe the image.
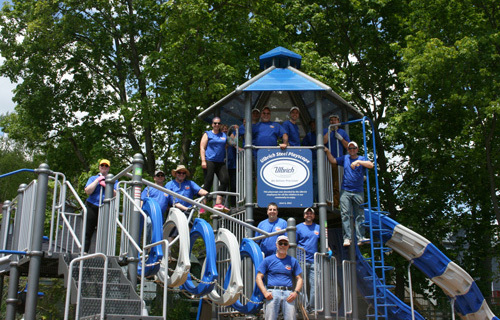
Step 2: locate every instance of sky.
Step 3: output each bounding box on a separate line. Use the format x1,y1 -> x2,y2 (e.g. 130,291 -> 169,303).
0,0 -> 16,115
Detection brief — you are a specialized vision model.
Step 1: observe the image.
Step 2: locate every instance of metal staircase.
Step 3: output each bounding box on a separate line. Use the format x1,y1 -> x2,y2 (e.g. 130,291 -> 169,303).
59,253 -> 163,320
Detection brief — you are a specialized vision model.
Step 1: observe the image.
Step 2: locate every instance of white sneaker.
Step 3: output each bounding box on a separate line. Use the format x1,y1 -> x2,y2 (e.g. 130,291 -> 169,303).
343,239 -> 351,247
358,237 -> 370,246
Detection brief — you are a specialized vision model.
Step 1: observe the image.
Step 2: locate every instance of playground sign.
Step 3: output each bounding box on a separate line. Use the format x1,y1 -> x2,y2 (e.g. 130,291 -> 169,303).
257,148 -> 313,208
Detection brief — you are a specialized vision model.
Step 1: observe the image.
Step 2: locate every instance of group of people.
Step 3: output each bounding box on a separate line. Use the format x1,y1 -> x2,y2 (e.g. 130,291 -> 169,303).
82,106 -> 375,319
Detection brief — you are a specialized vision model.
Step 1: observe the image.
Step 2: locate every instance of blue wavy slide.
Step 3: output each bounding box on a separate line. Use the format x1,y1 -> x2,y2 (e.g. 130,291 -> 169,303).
365,210 -> 499,320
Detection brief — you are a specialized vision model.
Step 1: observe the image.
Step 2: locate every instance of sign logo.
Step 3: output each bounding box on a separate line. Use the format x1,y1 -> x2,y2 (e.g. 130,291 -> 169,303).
260,158 -> 310,190
285,264 -> 292,270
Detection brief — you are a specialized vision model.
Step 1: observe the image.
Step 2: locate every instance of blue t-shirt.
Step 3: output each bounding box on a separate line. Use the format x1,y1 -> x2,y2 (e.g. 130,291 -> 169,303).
253,121 -> 286,147
85,174 -> 119,206
336,155 -> 368,193
323,128 -> 350,157
282,120 -> 300,146
296,222 -> 320,263
165,179 -> 202,208
205,130 -> 227,162
257,254 -> 302,287
301,131 -> 317,160
141,186 -> 172,214
255,218 -> 288,257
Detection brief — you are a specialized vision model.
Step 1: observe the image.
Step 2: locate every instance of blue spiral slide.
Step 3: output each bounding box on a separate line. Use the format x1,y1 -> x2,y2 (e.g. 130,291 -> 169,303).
365,210 -> 499,320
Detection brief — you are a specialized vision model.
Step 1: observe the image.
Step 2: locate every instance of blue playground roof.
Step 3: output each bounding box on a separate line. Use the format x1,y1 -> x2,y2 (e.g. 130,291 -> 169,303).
198,47 -> 362,132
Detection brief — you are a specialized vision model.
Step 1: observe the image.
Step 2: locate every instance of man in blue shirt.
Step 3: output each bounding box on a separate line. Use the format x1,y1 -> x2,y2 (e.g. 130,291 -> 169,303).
323,114 -> 350,207
296,207 -> 320,312
165,165 -> 208,212
282,106 -> 301,146
253,106 -> 288,157
141,170 -> 171,217
325,141 -> 374,246
256,235 -> 303,320
255,203 -> 288,257
84,159 -> 119,252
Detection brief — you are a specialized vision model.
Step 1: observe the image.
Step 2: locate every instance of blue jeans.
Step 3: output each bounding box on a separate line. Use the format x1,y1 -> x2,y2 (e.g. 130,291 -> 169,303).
265,289 -> 296,320
305,262 -> 315,311
340,190 -> 365,241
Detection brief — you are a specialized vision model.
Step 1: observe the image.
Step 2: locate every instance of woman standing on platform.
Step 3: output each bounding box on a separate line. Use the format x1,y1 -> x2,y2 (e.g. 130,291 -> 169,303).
200,116 -> 230,211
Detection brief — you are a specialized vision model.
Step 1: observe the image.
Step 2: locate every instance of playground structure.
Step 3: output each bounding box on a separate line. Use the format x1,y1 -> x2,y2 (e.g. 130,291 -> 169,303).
0,47 -> 498,320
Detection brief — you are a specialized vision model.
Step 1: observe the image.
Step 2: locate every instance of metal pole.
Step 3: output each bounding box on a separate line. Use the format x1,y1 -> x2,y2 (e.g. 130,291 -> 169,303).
243,92 -> 254,300
5,257 -> 20,320
408,262 -> 415,320
287,218 -> 297,258
0,200 -> 11,252
349,216 -> 359,320
99,173 -> 115,255
128,154 -> 144,287
315,92 -> 332,318
24,163 -> 50,320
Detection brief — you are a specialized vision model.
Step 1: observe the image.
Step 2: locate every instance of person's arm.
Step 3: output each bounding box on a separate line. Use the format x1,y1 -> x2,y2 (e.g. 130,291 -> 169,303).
324,147 -> 337,165
351,159 -> 374,170
279,133 -> 289,150
198,188 -> 209,197
256,272 -> 273,300
84,176 -> 103,195
200,132 -> 208,169
287,273 -> 303,302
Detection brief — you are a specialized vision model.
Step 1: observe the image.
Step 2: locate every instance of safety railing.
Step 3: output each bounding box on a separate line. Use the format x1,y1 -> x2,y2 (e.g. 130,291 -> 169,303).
16,180 -> 37,252
296,246 -> 307,313
218,209 -> 246,243
343,260 -> 355,318
0,198 -> 17,255
314,252 -> 339,319
48,173 -> 87,256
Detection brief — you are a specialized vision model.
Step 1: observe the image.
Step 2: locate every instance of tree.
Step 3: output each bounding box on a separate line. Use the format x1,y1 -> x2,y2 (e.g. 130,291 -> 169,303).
391,0 -> 500,299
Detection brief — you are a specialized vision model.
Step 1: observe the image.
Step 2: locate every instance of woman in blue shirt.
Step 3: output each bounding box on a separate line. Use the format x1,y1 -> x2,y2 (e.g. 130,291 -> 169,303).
200,117 -> 230,210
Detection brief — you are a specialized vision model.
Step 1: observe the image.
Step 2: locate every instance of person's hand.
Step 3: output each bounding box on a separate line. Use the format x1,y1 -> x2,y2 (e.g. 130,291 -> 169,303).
264,291 -> 273,300
201,160 -> 207,169
97,175 -> 105,182
335,131 -> 344,141
351,160 -> 361,169
287,291 -> 298,302
324,147 -> 329,153
279,143 -> 287,150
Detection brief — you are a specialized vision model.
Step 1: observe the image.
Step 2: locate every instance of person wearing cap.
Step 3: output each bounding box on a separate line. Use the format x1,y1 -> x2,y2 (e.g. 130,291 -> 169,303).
83,159 -> 119,252
325,141 -> 374,246
282,106 -> 301,146
141,169 -> 172,217
256,235 -> 303,320
252,106 -> 288,156
165,165 -> 208,212
296,207 -> 320,312
254,202 -> 288,257
200,116 -> 230,211
323,114 -> 350,207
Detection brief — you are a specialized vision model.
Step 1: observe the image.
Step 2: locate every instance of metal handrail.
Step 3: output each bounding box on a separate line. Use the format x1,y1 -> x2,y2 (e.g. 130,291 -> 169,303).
64,253 -> 108,320
343,260 -> 355,317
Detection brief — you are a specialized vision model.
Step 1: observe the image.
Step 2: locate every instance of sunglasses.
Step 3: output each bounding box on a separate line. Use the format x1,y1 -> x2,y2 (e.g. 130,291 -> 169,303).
100,164 -> 109,167
262,112 -> 271,115
176,171 -> 187,175
213,122 -> 221,125
278,242 -> 289,246
348,147 -> 358,150
156,173 -> 165,177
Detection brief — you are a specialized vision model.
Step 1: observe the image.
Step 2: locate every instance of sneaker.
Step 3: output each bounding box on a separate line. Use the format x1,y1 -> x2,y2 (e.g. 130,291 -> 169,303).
357,237 -> 370,246
213,204 -> 224,210
343,239 -> 351,247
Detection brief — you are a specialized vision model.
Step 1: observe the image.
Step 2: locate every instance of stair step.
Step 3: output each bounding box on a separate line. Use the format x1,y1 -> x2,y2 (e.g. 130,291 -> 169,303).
72,267 -> 124,283
80,282 -> 136,299
79,298 -> 142,317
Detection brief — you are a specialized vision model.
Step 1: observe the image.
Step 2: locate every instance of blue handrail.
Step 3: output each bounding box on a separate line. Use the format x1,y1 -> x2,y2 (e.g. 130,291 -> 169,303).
0,168 -> 36,179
